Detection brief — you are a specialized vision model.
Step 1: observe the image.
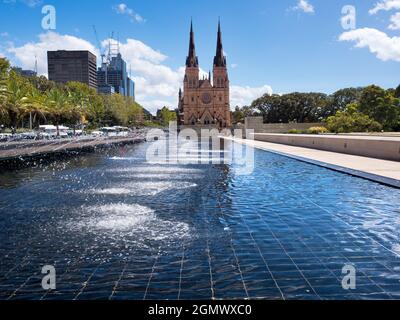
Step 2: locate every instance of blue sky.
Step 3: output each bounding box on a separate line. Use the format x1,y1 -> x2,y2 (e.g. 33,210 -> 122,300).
0,0 -> 399,113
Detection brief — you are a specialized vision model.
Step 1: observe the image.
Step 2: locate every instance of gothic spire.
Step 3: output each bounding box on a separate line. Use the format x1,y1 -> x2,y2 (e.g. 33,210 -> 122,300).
186,20 -> 199,68
214,20 -> 226,68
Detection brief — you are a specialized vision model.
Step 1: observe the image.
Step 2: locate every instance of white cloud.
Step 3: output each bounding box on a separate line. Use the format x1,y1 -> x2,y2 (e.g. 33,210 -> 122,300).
5,31 -> 273,114
230,85 -> 273,107
101,38 -> 209,113
389,12 -> 400,29
2,0 -> 42,7
113,3 -> 145,23
369,0 -> 400,15
293,0 -> 315,14
7,31 -> 99,75
1,32 -> 9,37
339,27 -> 400,62
112,36 -> 273,111
103,38 -> 167,65
22,0 -> 41,6
105,38 -> 183,112
231,64 -> 238,69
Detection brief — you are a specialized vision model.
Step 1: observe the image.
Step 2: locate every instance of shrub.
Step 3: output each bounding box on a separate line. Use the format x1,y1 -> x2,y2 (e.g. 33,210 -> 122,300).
288,129 -> 302,134
327,111 -> 382,133
307,126 -> 329,134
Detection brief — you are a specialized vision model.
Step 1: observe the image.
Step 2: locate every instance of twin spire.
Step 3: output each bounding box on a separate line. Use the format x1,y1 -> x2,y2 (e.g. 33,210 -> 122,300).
186,20 -> 199,68
186,19 -> 226,68
214,21 -> 226,68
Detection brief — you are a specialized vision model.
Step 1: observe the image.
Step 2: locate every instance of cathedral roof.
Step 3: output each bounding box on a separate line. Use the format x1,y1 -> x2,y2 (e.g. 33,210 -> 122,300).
199,79 -> 212,88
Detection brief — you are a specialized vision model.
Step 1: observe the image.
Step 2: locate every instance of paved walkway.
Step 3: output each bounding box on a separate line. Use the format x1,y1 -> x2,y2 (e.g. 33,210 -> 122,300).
0,136 -> 145,161
254,133 -> 400,142
229,138 -> 400,188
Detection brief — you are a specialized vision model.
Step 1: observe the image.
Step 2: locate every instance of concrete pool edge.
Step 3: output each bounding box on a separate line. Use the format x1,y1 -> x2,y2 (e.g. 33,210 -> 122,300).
225,138 -> 400,189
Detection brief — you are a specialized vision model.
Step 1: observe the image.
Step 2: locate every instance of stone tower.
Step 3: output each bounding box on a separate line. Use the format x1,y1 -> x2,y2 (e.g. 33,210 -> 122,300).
178,21 -> 231,128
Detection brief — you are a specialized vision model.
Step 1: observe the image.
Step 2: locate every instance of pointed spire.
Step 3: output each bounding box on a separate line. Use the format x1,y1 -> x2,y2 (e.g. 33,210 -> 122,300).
186,19 -> 199,68
214,19 -> 226,67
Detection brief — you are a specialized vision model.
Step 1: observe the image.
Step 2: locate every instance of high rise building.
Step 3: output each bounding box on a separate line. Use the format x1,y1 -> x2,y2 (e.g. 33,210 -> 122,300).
127,77 -> 135,101
12,67 -> 37,78
178,21 -> 231,128
97,53 -> 135,100
47,50 -> 97,89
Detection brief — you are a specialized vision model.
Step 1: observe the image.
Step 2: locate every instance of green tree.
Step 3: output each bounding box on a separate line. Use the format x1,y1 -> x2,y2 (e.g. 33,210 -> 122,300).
232,106 -> 245,124
46,88 -> 76,136
29,75 -> 56,93
21,83 -> 48,128
3,71 -> 32,132
101,94 -> 143,126
0,58 -> 147,131
66,81 -> 106,128
0,58 -> 10,122
0,58 -> 9,76
125,98 -> 144,126
327,103 -> 382,133
251,92 -> 329,123
395,85 -> 400,99
359,85 -> 400,131
157,106 -> 177,126
325,87 -> 363,118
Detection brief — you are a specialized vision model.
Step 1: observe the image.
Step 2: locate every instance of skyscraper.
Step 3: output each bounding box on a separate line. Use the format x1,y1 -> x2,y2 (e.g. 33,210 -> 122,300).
12,67 -> 37,78
47,50 -> 97,89
97,53 -> 135,100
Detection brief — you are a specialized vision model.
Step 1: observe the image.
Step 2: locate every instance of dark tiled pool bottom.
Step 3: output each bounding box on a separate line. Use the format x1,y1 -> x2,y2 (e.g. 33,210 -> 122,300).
0,142 -> 399,300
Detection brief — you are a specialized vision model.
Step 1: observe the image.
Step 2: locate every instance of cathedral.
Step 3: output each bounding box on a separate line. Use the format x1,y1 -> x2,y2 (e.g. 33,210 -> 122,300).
178,21 -> 232,128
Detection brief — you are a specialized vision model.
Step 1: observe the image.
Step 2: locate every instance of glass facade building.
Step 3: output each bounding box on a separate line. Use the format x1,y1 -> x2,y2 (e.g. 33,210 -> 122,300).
97,53 -> 135,100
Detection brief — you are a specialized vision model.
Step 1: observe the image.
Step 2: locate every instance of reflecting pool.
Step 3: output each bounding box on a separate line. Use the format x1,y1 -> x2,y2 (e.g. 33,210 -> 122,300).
0,141 -> 399,300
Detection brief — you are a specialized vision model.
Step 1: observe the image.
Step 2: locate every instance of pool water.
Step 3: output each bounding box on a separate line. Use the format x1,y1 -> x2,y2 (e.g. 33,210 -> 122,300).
0,141 -> 399,300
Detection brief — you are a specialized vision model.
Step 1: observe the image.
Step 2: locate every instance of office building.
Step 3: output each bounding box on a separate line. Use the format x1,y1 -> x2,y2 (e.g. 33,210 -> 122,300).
13,67 -> 37,78
47,50 -> 97,89
97,53 -> 135,100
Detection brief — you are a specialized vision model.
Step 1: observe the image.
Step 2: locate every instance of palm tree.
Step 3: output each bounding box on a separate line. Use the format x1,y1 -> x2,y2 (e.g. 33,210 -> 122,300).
67,89 -> 87,133
46,88 -> 72,136
21,85 -> 48,129
0,58 -> 11,126
3,71 -> 31,133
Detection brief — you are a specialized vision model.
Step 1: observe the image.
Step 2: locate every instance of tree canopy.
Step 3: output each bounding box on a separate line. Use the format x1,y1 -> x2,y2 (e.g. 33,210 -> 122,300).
156,107 -> 177,126
237,84 -> 400,132
0,57 -> 146,131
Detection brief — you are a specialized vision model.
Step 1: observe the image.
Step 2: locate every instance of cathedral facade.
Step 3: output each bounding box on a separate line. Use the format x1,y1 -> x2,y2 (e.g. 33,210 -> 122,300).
178,21 -> 232,128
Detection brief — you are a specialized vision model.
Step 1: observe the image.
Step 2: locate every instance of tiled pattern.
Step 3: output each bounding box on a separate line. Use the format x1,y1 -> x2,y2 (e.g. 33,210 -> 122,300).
0,142 -> 400,300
